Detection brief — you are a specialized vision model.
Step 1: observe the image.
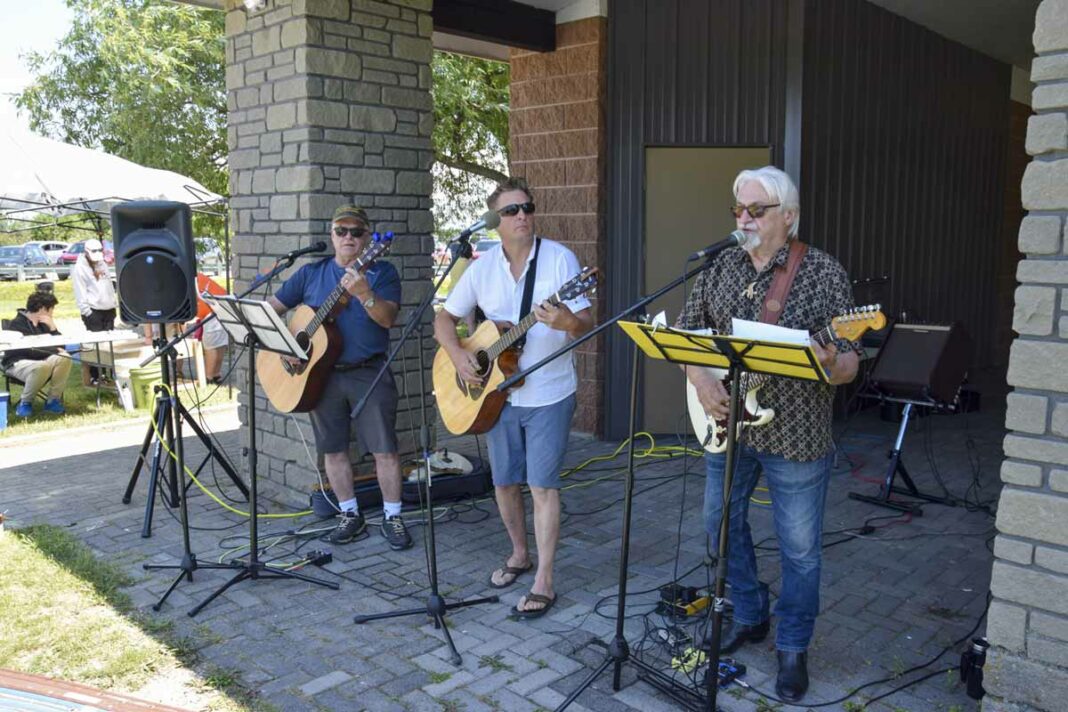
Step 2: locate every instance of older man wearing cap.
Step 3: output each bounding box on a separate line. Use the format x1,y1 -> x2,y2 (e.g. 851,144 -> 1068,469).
268,204 -> 411,550
72,237 -> 118,385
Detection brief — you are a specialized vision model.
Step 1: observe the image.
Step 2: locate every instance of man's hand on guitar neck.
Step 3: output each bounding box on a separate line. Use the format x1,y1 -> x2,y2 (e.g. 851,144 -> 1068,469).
685,366 -> 731,420
533,301 -> 593,339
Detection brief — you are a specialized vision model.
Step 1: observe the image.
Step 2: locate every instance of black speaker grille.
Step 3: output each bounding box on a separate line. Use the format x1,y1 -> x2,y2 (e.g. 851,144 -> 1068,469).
118,251 -> 194,323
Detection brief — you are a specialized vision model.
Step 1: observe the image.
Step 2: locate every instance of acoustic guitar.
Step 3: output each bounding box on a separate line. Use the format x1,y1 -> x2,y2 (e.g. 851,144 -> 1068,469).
686,305 -> 886,453
258,236 -> 393,413
433,267 -> 599,435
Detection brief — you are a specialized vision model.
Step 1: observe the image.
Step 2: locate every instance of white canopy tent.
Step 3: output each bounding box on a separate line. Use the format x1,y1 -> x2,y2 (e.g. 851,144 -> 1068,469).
0,128 -> 223,216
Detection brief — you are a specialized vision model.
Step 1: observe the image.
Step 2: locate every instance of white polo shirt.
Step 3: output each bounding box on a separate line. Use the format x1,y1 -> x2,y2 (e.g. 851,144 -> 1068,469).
444,236 -> 591,408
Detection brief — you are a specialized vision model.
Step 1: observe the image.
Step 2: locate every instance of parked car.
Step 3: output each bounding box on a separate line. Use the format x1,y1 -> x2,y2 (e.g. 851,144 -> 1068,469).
22,240 -> 69,264
58,239 -> 115,265
0,244 -> 53,278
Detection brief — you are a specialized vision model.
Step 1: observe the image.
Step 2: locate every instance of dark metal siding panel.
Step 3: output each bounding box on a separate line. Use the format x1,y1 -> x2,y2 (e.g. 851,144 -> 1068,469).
801,0 -> 1009,371
605,0 -> 791,437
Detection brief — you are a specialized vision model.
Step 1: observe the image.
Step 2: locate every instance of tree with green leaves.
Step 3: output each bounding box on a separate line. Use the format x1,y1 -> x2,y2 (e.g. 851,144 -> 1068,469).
15,0 -> 226,237
16,3 -> 508,237
431,51 -> 510,232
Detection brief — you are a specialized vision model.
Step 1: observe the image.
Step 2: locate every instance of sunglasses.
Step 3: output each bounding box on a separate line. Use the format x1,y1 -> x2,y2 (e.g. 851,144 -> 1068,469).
333,226 -> 368,238
730,202 -> 780,219
496,202 -> 536,217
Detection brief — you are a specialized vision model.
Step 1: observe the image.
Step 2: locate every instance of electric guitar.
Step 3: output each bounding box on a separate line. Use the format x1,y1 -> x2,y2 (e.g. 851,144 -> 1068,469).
258,235 -> 393,413
433,267 -> 599,435
686,305 -> 886,453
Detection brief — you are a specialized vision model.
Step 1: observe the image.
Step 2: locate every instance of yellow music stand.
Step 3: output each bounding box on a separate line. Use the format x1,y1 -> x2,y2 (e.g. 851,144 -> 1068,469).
618,320 -> 829,383
617,319 -> 826,710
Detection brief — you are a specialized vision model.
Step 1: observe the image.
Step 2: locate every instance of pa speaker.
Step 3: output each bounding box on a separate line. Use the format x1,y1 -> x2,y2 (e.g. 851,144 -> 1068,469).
111,201 -> 197,324
870,323 -> 973,405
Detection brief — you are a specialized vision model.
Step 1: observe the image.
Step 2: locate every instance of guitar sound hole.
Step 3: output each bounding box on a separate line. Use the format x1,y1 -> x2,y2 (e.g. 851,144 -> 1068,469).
474,350 -> 491,377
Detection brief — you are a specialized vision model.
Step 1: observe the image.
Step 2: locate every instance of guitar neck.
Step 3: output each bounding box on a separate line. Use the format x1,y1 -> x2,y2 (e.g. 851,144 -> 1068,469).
486,295 -> 561,360
305,255 -> 375,338
811,324 -> 838,348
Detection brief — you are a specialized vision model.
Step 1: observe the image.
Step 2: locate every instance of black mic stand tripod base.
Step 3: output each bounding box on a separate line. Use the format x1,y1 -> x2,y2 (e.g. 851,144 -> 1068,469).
351,235 -> 497,666
141,343 -> 255,612
124,337 -> 249,539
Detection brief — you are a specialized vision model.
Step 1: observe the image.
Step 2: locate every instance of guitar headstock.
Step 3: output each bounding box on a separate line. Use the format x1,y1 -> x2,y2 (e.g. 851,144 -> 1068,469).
356,231 -> 393,271
555,266 -> 599,302
831,304 -> 886,342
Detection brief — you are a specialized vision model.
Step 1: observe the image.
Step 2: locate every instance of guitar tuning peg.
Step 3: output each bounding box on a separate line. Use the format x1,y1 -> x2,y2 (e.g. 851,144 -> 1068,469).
385,231 -> 394,240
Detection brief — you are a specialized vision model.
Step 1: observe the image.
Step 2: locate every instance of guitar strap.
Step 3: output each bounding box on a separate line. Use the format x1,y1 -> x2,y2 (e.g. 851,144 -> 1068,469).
513,237 -> 542,350
759,239 -> 808,325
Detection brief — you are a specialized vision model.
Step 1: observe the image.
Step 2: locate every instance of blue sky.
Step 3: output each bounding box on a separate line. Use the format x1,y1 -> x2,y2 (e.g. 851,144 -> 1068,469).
0,0 -> 74,132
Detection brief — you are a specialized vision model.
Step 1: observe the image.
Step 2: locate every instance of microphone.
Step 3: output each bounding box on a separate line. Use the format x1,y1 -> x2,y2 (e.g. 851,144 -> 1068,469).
284,241 -> 328,259
456,210 -> 501,240
687,230 -> 753,261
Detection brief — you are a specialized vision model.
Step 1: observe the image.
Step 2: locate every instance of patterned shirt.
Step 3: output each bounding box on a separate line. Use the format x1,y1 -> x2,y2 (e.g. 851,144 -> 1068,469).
676,239 -> 858,461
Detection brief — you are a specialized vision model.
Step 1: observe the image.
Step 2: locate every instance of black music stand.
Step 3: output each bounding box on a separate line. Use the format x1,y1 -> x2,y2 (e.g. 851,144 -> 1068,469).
175,294 -> 337,616
583,322 -> 826,712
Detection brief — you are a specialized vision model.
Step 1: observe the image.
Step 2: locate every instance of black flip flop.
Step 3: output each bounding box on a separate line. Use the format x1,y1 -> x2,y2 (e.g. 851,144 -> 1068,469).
488,561 -> 533,589
512,591 -> 556,619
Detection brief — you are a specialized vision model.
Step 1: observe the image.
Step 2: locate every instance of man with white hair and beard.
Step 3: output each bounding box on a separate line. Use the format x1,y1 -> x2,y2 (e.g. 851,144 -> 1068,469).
678,166 -> 860,702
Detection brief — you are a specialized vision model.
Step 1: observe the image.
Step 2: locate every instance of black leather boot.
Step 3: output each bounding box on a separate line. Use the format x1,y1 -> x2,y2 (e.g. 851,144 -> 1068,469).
717,618 -> 770,654
776,650 -> 809,702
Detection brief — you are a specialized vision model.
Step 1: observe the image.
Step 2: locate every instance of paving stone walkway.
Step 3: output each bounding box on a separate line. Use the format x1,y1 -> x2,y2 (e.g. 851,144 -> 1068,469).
1,401 -> 1002,711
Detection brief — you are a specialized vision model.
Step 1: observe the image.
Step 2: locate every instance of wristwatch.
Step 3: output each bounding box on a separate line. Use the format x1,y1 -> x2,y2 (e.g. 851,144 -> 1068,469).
361,294 -> 376,309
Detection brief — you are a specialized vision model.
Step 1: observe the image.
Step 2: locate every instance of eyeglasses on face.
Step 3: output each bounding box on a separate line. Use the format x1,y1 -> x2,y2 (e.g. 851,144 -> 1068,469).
333,226 -> 368,238
496,202 -> 536,217
730,203 -> 780,219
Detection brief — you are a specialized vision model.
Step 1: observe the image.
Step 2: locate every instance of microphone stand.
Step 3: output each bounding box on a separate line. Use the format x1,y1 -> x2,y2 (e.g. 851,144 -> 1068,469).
497,253 -> 731,711
140,249 -> 325,612
352,233 -> 498,666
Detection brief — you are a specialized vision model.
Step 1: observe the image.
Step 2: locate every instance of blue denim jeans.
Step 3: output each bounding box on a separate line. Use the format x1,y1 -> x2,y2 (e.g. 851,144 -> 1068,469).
704,445 -> 833,652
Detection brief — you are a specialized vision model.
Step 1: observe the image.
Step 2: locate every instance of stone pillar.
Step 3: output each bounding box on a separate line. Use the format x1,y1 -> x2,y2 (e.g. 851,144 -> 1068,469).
985,1 -> 1068,710
508,16 -> 607,435
224,0 -> 434,504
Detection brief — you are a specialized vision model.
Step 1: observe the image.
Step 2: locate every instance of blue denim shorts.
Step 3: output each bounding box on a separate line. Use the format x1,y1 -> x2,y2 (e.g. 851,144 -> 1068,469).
485,394 -> 576,489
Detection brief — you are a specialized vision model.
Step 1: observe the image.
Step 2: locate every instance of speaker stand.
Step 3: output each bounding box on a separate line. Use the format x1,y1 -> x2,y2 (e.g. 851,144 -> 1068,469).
848,402 -> 955,514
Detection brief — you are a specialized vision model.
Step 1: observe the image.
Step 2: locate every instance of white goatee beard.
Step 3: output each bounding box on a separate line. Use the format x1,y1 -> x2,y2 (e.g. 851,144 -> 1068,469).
741,231 -> 761,253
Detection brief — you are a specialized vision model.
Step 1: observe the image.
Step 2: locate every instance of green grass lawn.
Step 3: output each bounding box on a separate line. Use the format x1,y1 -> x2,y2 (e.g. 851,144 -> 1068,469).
2,362 -> 235,438
0,278 -> 81,320
0,525 -> 262,710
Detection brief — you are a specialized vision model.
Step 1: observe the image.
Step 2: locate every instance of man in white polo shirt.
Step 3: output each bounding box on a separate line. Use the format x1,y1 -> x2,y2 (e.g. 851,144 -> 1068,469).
434,177 -> 593,619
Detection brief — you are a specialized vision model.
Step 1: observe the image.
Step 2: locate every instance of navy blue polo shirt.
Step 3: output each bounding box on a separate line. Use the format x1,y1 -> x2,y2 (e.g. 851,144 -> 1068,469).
275,256 -> 401,365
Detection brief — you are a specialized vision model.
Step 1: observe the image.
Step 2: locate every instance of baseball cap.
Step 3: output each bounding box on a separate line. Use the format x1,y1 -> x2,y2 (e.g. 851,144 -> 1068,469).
85,238 -> 103,254
332,204 -> 368,224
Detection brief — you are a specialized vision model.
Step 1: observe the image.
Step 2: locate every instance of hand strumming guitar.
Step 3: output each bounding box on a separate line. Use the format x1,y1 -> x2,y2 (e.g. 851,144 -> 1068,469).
687,366 -> 731,420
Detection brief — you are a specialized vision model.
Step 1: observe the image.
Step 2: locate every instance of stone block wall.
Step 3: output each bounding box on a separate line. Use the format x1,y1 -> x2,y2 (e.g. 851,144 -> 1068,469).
986,1 -> 1068,709
224,0 -> 434,505
508,17 -> 607,435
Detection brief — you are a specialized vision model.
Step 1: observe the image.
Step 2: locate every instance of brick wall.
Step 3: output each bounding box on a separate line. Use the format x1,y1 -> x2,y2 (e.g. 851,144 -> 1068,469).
985,1 -> 1068,710
508,17 -> 607,435
224,0 -> 434,505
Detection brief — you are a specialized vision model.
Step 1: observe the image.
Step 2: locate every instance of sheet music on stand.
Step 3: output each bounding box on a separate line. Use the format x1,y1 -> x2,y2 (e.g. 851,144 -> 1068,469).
203,294 -> 307,360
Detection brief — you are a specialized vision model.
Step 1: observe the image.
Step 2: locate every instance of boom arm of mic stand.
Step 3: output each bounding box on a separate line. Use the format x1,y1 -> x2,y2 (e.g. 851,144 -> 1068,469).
350,237 -> 473,420
496,255 -> 718,392
139,254 -> 300,368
